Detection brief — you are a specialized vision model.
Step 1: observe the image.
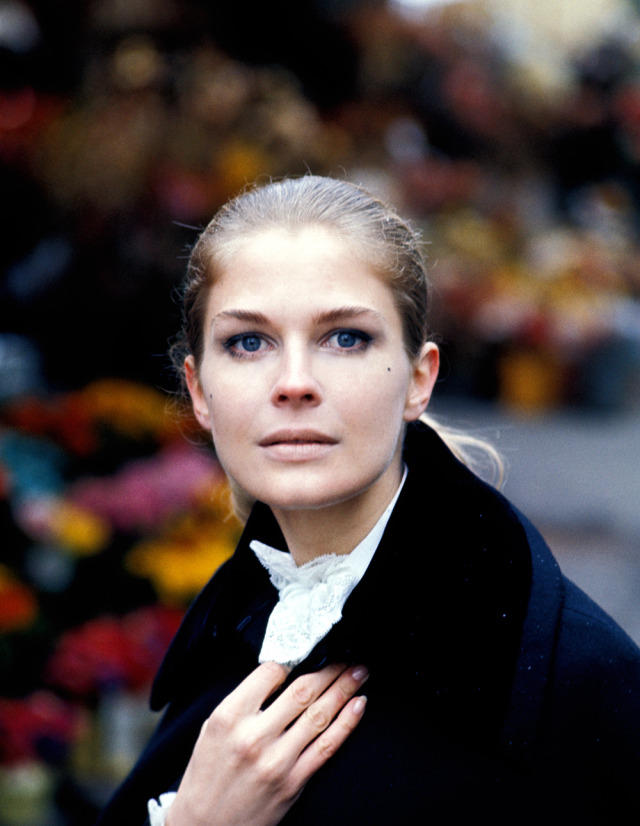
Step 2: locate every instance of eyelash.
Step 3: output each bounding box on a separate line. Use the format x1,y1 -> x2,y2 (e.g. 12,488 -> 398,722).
223,333 -> 270,359
324,329 -> 373,352
223,329 -> 373,359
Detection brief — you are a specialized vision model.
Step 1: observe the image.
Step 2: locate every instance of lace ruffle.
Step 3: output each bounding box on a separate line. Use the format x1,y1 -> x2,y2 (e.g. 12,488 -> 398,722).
251,543 -> 361,667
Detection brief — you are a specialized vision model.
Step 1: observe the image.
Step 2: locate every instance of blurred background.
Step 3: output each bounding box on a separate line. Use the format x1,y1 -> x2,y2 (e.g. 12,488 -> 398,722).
0,0 -> 639,822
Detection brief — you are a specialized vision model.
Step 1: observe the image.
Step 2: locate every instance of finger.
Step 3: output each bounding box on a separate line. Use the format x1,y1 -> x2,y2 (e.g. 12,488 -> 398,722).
261,663 -> 348,732
282,665 -> 369,754
290,694 -> 367,787
214,661 -> 289,718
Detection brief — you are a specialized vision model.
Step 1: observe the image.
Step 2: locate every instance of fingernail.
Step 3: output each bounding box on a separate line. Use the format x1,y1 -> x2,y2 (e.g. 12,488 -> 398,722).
353,695 -> 367,715
351,665 -> 369,682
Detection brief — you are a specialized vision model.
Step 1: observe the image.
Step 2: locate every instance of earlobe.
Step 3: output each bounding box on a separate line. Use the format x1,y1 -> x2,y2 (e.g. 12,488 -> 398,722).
184,355 -> 212,432
403,343 -> 440,422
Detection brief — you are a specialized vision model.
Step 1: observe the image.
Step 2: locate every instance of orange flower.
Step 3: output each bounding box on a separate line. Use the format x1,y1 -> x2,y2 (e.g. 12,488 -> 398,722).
0,567 -> 38,634
78,379 -> 183,443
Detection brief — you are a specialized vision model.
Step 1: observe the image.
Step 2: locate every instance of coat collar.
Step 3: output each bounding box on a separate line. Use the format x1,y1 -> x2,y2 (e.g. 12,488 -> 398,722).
151,423 -> 563,765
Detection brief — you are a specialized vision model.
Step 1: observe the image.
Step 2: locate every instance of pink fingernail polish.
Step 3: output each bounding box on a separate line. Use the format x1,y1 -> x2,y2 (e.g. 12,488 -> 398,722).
353,695 -> 367,715
352,665 -> 368,682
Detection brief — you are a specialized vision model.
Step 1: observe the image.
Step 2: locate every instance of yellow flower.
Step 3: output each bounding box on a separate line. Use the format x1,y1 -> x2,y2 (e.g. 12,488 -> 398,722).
126,492 -> 240,604
126,532 -> 235,605
77,380 -> 182,442
50,500 -> 111,556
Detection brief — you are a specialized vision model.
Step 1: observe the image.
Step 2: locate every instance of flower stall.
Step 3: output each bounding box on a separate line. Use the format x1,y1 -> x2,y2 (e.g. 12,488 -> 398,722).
0,380 -> 241,822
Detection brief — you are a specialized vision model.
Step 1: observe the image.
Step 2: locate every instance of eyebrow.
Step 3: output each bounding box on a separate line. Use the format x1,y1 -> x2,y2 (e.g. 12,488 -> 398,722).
212,309 -> 270,325
212,306 -> 384,326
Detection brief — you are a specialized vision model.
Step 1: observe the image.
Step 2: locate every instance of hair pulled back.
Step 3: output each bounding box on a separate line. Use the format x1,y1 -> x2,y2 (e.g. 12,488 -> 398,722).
175,175 -> 430,371
173,175 -> 503,488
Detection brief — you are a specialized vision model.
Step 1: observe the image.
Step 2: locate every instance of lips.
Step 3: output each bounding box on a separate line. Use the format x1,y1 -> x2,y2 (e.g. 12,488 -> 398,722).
257,430 -> 338,462
258,429 -> 337,447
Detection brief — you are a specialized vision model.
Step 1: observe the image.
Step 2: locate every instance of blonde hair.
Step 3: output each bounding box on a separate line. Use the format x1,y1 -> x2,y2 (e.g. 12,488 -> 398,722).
172,176 -> 503,511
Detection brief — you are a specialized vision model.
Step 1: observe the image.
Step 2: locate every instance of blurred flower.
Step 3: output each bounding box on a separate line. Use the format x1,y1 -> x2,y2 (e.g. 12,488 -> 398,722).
47,499 -> 111,555
0,760 -> 56,826
0,334 -> 45,403
46,606 -> 183,699
70,442 -> 225,533
2,393 -> 96,457
126,529 -> 234,605
46,617 -> 131,698
0,379 -> 190,458
0,462 -> 9,499
0,432 -> 65,501
77,379 -> 184,444
0,691 -> 83,767
15,496 -> 111,556
23,545 -> 75,595
0,565 -> 37,633
126,482 -> 239,603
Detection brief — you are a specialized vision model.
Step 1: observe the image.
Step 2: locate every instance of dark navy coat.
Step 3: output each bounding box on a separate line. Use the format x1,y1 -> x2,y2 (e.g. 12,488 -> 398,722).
98,423 -> 640,824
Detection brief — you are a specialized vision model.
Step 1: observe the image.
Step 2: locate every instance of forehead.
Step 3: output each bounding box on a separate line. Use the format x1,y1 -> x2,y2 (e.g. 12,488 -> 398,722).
207,226 -> 397,314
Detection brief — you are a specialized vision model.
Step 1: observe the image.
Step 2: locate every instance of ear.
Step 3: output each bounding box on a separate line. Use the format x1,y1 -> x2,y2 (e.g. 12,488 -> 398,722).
184,355 -> 212,432
403,342 -> 440,422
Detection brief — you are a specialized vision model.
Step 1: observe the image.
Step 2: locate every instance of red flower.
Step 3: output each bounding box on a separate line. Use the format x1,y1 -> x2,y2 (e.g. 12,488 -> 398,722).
46,606 -> 183,699
3,395 -> 97,457
0,691 -> 82,766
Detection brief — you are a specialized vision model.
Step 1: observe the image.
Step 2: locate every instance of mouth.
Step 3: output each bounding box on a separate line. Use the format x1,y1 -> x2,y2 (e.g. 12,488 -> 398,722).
258,430 -> 337,447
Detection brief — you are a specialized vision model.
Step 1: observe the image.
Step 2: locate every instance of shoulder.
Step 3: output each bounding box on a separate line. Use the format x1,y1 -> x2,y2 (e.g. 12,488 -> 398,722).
556,576 -> 640,688
513,511 -> 640,704
536,575 -> 640,809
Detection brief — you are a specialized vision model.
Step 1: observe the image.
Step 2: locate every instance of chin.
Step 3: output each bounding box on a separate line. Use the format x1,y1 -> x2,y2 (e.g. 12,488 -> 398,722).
258,491 -> 339,512
257,478 -> 375,514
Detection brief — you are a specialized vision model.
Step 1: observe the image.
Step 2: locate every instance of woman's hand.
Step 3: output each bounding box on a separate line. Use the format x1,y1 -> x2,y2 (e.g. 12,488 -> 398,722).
166,661 -> 368,826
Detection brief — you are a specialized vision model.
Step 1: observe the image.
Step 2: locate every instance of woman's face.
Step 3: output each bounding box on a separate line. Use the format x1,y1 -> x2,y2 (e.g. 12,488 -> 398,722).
186,226 -> 438,518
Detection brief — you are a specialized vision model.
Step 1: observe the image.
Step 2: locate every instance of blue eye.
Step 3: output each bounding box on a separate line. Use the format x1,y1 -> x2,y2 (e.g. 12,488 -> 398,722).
239,335 -> 261,352
327,329 -> 373,351
337,331 -> 359,348
225,333 -> 266,357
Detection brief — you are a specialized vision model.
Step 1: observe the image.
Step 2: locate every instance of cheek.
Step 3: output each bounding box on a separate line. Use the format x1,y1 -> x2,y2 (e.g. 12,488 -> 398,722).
347,369 -> 411,431
204,377 -> 261,468
205,410 -> 244,480
202,367 -> 254,422
207,395 -> 240,440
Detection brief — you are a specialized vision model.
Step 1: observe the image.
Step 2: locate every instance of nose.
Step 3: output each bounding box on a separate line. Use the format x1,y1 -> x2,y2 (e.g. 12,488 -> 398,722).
270,346 -> 321,407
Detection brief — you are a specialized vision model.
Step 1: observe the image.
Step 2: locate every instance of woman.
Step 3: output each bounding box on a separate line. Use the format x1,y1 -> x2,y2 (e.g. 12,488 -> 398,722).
98,176 -> 640,825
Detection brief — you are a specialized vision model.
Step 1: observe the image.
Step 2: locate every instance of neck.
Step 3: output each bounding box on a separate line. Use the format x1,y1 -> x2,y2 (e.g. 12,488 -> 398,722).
270,468 -> 403,566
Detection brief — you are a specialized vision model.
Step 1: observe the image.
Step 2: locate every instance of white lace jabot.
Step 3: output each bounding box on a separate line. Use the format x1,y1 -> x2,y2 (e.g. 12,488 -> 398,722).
250,468 -> 407,668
